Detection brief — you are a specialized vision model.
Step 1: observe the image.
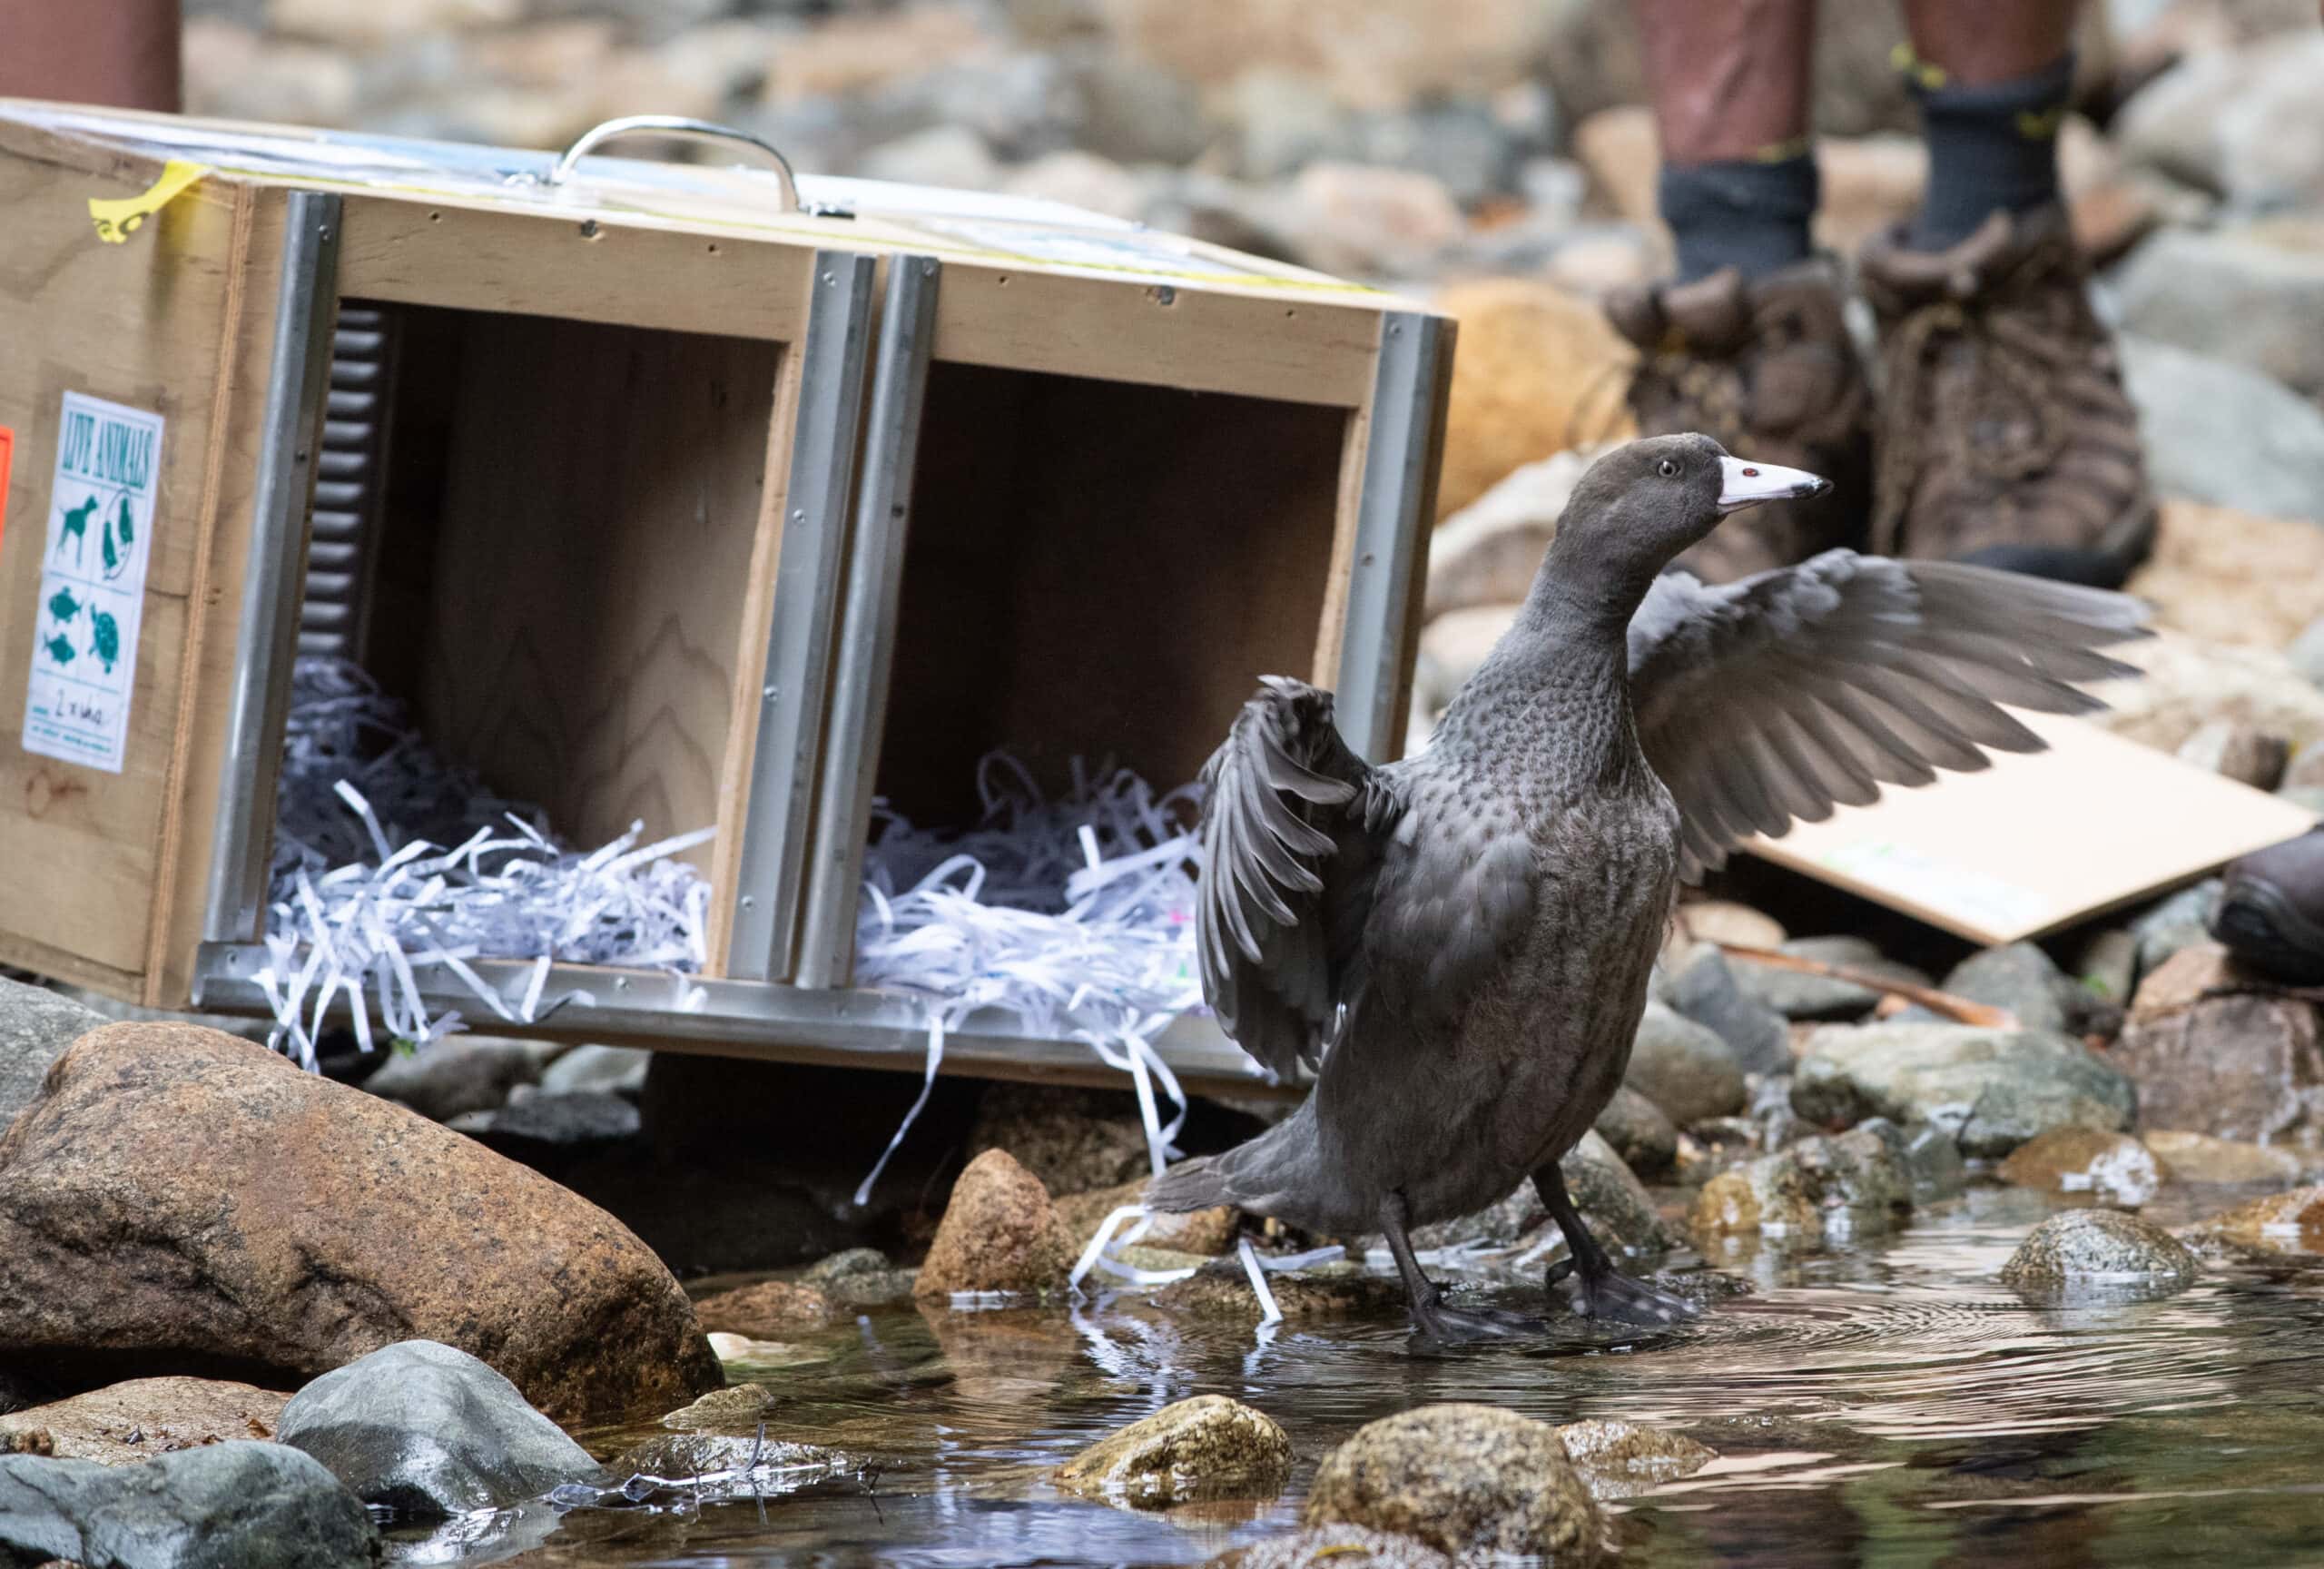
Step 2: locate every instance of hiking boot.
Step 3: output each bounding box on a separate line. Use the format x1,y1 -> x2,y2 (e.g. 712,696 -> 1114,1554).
1603,261 -> 1872,583
2211,828 -> 2324,986
1860,204 -> 2156,588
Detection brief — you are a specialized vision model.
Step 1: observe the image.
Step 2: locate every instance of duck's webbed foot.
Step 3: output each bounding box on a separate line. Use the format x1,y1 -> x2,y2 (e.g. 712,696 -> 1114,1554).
1533,1165 -> 1699,1327
1379,1191 -> 1539,1344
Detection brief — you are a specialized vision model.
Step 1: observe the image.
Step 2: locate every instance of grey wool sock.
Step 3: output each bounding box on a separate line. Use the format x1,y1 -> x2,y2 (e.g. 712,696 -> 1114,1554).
1906,49 -> 2074,252
1658,151 -> 1821,285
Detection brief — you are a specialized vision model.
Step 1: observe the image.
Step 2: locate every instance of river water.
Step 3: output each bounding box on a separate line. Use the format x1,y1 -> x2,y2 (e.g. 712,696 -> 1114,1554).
394,1184 -> 2324,1568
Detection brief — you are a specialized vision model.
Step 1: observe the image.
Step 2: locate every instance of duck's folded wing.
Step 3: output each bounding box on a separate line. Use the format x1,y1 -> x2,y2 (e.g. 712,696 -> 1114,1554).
1627,550 -> 2151,883
1197,676 -> 1399,1081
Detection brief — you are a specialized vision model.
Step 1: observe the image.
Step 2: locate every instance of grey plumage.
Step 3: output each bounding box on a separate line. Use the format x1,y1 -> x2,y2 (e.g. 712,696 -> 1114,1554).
1152,433 -> 2147,1337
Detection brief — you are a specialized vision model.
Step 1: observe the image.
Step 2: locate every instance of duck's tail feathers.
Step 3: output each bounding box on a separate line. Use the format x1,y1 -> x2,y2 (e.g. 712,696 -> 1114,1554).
1147,1155 -> 1230,1213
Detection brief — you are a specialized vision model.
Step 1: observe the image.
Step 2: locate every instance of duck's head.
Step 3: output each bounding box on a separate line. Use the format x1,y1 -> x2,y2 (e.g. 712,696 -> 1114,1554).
1550,432 -> 1830,593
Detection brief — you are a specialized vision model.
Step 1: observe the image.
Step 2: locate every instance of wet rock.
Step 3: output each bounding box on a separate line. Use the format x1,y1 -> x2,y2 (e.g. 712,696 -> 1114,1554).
1424,443 -> 1601,619
1731,937 -> 1931,1021
659,1384 -> 773,1434
1553,1418 -> 1716,1502
1054,1395 -> 1294,1508
1592,1085 -> 1679,1179
1433,278 -> 1636,522
2118,336 -> 2324,524
2201,1184 -> 2324,1253
1055,1177 -> 1239,1256
0,1440 -> 376,1568
0,1378 -> 287,1466
694,1279 -> 835,1337
1789,1021 -> 2136,1157
2130,878 -> 2226,976
0,1024 -> 721,1424
1552,1130 -> 1675,1258
1411,1181 -> 1547,1252
1941,943 -> 2083,1035
914,1148 -> 1077,1301
1152,1260 -> 1404,1322
800,1248 -> 919,1310
538,1043 -> 650,1099
1303,1403 -> 1600,1562
0,979 -> 103,1130
1997,1128 -> 2163,1207
1890,1120 -> 1967,1201
1690,1124 -> 1911,1243
967,1082 -> 1151,1199
2112,975 -> 2324,1144
1624,1002 -> 1747,1127
2145,1130 -> 2307,1186
2115,226 -> 2324,401
1998,1209 -> 2200,1292
1664,948 -> 1792,1076
362,1034 -> 549,1122
2175,719 -> 2290,791
1206,1523 -> 1453,1569
278,1340 -> 595,1518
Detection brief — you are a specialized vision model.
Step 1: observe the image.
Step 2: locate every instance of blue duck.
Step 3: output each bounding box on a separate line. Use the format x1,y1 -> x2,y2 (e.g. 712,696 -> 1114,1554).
1151,432 -> 2147,1338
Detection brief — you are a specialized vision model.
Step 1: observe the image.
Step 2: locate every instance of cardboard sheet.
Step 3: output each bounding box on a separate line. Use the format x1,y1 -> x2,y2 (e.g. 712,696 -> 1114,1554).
1744,712 -> 2318,945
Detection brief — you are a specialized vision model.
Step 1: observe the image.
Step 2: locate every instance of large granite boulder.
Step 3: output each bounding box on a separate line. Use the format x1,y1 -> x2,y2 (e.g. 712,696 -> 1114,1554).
0,1022 -> 721,1425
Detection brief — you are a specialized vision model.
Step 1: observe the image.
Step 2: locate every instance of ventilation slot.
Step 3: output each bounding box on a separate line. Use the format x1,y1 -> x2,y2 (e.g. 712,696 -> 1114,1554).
300,305 -> 397,658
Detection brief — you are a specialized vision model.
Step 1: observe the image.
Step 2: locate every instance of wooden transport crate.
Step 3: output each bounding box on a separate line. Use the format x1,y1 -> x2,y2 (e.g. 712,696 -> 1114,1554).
0,105 -> 1451,1095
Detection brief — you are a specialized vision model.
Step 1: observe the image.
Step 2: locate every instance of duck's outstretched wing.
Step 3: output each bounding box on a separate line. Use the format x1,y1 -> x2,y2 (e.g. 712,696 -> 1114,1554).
1627,550 -> 2150,883
1196,676 -> 1400,1081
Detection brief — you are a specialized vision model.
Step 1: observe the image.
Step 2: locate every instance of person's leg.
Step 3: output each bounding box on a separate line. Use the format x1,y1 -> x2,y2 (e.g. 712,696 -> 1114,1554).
1604,0 -> 1870,585
1633,0 -> 1820,284
1896,0 -> 2078,251
0,0 -> 183,113
1866,0 -> 2153,587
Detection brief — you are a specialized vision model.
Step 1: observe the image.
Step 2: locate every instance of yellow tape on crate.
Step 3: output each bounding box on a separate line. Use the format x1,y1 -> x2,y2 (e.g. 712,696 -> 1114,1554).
88,160 -> 210,244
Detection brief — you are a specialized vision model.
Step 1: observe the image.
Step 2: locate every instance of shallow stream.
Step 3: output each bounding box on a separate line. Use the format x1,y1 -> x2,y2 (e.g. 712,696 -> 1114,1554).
402,1185 -> 2324,1568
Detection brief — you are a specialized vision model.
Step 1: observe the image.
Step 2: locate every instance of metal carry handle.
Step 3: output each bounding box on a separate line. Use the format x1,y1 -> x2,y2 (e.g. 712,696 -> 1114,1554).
547,114 -> 802,213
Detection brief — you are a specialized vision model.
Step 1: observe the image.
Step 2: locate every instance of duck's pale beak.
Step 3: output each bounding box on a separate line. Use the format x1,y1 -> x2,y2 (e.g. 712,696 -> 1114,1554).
1718,456 -> 1831,514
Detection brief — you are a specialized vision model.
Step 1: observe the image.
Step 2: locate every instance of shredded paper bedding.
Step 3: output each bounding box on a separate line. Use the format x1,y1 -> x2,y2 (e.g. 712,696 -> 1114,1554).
260,660 -> 1208,1149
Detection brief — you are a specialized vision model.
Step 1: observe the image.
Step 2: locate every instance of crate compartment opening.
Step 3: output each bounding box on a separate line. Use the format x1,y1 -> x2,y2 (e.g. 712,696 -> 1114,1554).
258,299 -> 780,1057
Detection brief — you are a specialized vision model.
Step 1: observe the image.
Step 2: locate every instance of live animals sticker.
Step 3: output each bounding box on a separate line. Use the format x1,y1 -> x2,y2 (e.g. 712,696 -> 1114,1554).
22,393 -> 162,774
0,426 -> 13,555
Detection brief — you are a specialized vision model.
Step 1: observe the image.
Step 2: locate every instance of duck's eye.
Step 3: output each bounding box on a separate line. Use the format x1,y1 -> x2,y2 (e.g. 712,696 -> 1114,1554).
1657,458 -> 1679,479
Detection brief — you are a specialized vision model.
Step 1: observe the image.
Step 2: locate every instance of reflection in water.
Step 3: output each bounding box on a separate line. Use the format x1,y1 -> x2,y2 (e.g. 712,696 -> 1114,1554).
413,1192 -> 2324,1569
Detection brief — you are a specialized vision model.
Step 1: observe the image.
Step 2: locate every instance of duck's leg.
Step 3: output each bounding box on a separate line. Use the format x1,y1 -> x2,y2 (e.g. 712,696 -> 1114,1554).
1379,1191 -> 1534,1342
1531,1165 -> 1697,1326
